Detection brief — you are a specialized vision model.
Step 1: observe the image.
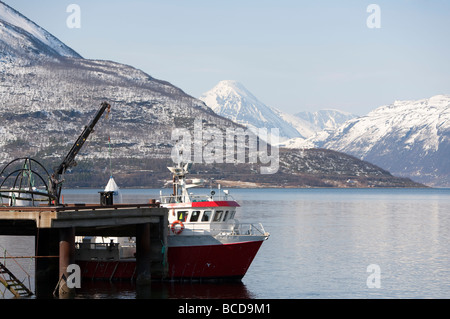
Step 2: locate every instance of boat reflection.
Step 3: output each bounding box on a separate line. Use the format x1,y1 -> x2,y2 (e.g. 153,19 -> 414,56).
76,280 -> 255,299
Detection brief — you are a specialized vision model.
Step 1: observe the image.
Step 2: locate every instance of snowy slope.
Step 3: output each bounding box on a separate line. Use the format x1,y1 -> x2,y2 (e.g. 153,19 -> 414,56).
199,80 -> 303,141
322,94 -> 450,186
281,109 -> 357,149
295,109 -> 356,131
275,110 -> 318,139
0,1 -> 236,167
0,0 -> 81,61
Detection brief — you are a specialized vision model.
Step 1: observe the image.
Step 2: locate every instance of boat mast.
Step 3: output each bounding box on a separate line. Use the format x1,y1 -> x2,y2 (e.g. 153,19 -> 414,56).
168,163 -> 192,203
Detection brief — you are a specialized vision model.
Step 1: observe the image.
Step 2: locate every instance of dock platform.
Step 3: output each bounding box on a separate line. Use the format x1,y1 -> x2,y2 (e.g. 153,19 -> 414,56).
0,203 -> 168,298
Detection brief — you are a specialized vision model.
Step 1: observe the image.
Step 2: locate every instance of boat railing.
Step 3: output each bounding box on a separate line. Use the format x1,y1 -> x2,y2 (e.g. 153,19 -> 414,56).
160,193 -> 235,204
160,194 -> 211,204
172,222 -> 268,237
75,242 -> 119,250
75,242 -> 120,261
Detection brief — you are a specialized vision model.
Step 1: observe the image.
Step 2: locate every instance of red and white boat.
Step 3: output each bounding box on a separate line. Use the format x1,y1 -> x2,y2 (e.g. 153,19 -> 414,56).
76,163 -> 269,281
162,163 -> 269,280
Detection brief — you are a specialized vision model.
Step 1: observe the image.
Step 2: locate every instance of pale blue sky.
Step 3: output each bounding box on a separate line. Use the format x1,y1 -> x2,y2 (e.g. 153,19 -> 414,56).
4,0 -> 450,115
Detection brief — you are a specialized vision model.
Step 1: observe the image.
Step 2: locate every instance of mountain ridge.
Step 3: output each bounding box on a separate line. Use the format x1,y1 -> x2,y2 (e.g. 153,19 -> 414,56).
295,109 -> 357,131
321,94 -> 450,187
0,2 -> 425,189
0,0 -> 81,63
199,80 -> 303,141
198,79 -> 448,187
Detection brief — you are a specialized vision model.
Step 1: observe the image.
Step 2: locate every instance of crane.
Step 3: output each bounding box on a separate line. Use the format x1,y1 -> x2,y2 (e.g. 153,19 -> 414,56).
48,101 -> 111,205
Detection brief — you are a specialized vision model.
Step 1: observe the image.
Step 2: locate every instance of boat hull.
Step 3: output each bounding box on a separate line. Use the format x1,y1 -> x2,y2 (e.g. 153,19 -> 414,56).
167,239 -> 264,280
77,237 -> 265,281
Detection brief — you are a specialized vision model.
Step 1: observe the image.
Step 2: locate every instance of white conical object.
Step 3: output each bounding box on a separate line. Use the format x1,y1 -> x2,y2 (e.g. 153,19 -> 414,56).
104,176 -> 122,204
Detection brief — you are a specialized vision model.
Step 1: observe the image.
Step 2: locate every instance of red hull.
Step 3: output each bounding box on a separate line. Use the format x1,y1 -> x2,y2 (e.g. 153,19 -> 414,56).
77,240 -> 263,281
168,240 -> 264,280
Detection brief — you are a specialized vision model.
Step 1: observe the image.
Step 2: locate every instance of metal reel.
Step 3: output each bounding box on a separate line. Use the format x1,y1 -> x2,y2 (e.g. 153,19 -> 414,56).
0,157 -> 56,207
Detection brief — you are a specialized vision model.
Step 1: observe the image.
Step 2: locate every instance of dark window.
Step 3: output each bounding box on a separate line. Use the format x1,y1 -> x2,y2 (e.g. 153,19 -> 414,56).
177,211 -> 188,222
190,211 -> 201,222
201,211 -> 212,222
213,210 -> 223,222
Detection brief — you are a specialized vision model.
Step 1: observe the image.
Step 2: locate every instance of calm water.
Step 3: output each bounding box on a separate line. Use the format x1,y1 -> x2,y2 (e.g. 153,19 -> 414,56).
1,188 -> 450,299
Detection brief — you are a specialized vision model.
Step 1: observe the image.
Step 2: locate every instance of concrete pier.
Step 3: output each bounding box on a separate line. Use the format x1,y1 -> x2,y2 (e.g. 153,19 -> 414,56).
0,203 -> 168,298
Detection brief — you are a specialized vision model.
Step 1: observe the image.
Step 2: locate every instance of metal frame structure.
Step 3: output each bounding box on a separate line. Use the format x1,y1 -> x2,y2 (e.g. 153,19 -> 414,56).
0,102 -> 111,207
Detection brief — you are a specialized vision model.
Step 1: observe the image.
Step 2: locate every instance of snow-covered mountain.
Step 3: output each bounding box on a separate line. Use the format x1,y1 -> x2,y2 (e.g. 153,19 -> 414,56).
200,80 -> 359,148
0,1 -> 427,188
295,109 -> 357,131
322,95 -> 450,187
199,80 -> 303,141
0,0 -> 81,65
0,1 -> 237,168
281,109 -> 357,148
199,78 -> 448,186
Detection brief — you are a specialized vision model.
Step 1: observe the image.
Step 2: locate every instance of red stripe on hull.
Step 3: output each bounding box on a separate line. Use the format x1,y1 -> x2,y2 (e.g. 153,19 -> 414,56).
167,240 -> 264,280
191,201 -> 240,208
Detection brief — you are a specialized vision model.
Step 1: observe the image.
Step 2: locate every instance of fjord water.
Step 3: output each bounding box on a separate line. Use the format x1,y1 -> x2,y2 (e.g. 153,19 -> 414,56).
1,188 -> 449,299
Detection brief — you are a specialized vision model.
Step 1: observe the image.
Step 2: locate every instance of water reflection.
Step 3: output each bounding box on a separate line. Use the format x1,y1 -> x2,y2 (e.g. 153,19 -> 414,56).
2,188 -> 450,299
76,280 -> 254,299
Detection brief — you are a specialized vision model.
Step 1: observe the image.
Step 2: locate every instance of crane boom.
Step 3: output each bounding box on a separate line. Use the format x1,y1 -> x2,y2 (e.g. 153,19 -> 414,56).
50,101 -> 111,204
55,102 -> 111,175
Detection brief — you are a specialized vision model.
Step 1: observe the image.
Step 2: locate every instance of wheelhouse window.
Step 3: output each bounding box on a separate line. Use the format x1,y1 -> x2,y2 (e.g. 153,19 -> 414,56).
201,211 -> 212,222
177,211 -> 188,222
190,210 -> 201,222
213,210 -> 223,222
223,211 -> 229,221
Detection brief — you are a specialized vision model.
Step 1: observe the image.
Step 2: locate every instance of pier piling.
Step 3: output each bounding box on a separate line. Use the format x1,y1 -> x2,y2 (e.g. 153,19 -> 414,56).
58,227 -> 76,298
136,223 -> 152,285
35,228 -> 59,298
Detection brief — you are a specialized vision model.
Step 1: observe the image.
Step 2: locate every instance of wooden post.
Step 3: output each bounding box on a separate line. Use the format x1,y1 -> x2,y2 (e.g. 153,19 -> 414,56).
58,227 -> 76,298
136,223 -> 152,285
